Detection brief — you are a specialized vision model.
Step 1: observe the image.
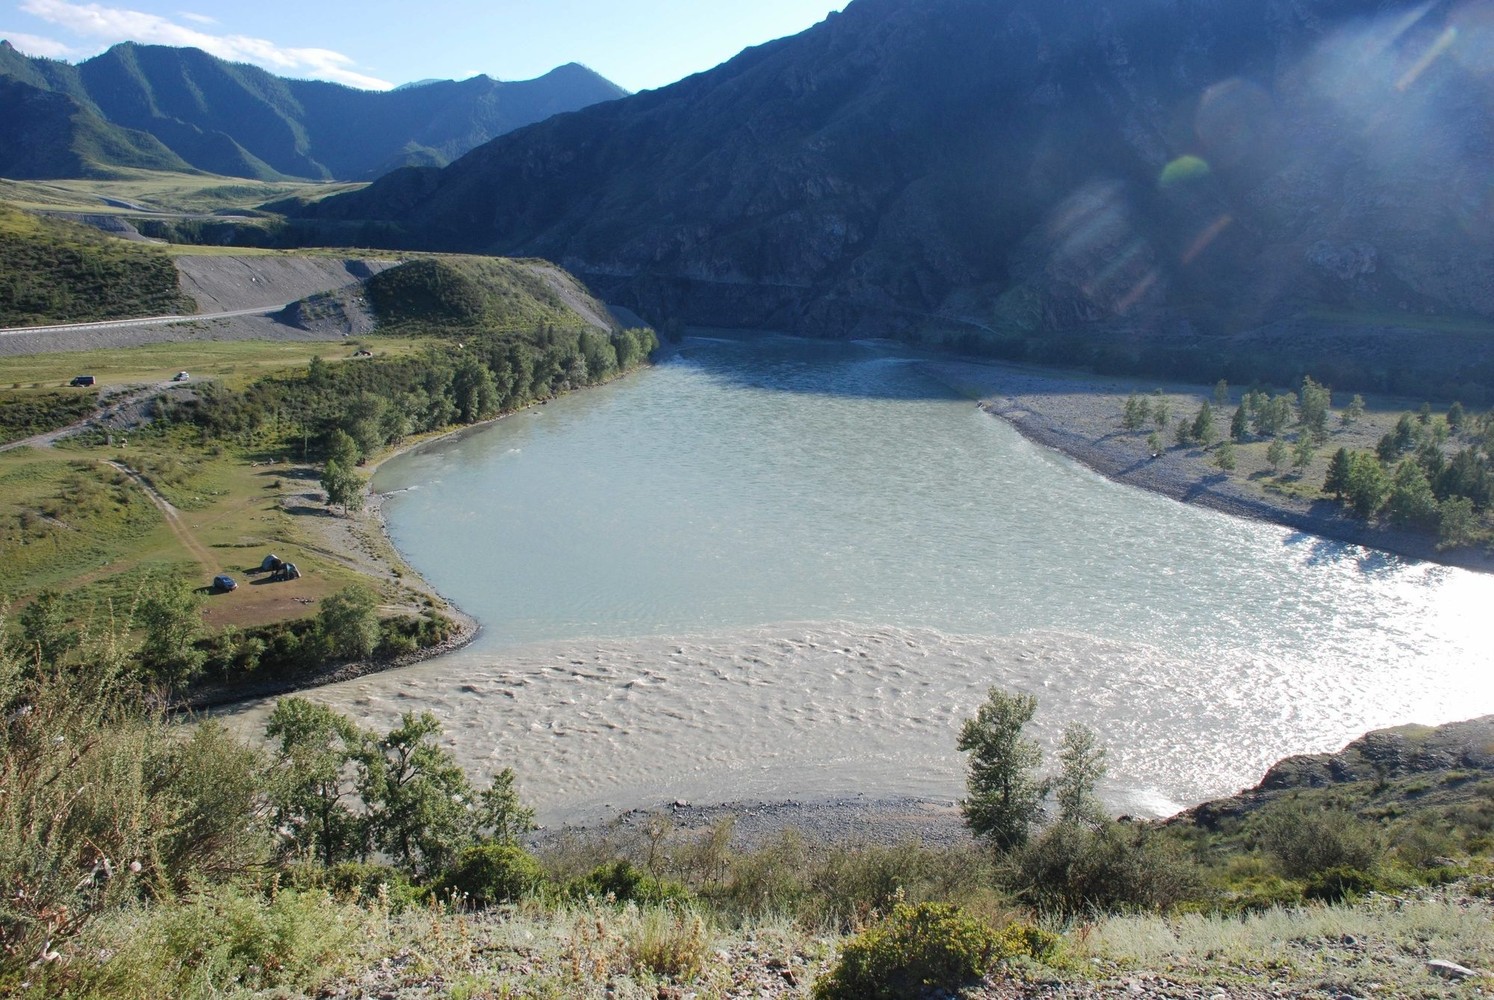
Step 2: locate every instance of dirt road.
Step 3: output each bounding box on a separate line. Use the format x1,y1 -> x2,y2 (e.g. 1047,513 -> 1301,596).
104,459 -> 218,576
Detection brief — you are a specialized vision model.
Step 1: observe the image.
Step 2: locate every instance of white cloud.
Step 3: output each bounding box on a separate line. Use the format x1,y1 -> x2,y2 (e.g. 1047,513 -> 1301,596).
19,0 -> 393,89
1,29 -> 83,58
177,12 -> 217,26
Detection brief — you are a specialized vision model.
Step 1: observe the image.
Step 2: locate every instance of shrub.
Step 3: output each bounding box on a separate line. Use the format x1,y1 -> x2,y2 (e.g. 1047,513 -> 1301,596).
803,841 -> 998,931
712,829 -> 810,919
1211,873 -> 1305,915
813,902 -> 1025,1000
1257,802 -> 1384,880
1012,820 -> 1202,917
437,844 -> 545,908
619,904 -> 711,981
569,860 -> 692,906
322,862 -> 427,912
56,885 -> 368,998
1304,866 -> 1384,903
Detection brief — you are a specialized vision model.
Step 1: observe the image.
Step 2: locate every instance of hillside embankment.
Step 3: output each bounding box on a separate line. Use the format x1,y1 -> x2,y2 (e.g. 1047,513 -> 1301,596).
0,253 -> 402,354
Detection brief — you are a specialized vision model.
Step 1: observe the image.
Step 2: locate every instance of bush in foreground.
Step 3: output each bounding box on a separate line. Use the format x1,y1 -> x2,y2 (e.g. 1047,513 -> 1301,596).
437,844 -> 545,908
813,902 -> 1052,1000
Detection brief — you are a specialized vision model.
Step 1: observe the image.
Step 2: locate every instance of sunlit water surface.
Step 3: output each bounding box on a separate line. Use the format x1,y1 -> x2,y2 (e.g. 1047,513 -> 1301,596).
226,336 -> 1494,823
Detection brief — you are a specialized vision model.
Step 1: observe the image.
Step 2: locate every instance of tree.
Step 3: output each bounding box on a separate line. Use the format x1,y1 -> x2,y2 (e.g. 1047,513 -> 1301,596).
1213,439 -> 1236,471
307,354 -> 330,388
319,584 -> 381,659
135,578 -> 207,688
1230,404 -> 1249,442
578,330 -> 618,381
1292,434 -> 1315,470
359,711 -> 475,875
1298,376 -> 1331,441
1346,452 -> 1390,518
452,357 -> 498,424
1448,401 -> 1466,433
340,394 -> 388,458
1375,433 -> 1399,465
17,590 -> 78,669
324,427 -> 361,468
1392,413 -> 1418,452
1146,431 -> 1162,456
475,767 -> 537,845
1052,724 -> 1107,828
1324,447 -> 1352,498
958,688 -> 1045,851
1151,397 -> 1170,430
1255,395 -> 1294,437
1341,394 -> 1365,426
1122,393 -> 1147,431
1267,437 -> 1288,471
320,459 -> 365,515
265,698 -> 368,866
1190,401 -> 1215,445
1438,496 -> 1478,550
1213,379 -> 1229,409
1387,460 -> 1438,527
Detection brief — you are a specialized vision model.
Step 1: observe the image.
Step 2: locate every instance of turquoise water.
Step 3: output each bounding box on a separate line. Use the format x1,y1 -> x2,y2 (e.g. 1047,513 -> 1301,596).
257,335 -> 1494,820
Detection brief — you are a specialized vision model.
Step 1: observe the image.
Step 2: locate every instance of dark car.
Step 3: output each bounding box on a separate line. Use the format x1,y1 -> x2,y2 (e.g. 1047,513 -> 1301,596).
213,574 -> 238,592
69,375 -> 96,387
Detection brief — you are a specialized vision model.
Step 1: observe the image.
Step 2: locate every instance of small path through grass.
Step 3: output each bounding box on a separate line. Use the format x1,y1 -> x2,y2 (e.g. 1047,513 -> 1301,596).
104,459 -> 217,577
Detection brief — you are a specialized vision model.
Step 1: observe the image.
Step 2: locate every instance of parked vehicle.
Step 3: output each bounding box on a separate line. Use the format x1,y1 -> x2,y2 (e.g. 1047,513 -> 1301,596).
172,371 -> 189,382
213,574 -> 238,592
69,375 -> 96,387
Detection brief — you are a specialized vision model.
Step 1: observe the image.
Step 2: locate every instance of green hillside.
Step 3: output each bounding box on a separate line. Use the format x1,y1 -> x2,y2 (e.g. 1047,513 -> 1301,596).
0,205 -> 193,326
365,256 -> 609,334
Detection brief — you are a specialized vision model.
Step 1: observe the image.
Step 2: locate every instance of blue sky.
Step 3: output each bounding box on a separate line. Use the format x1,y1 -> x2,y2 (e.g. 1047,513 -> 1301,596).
1,0 -> 847,92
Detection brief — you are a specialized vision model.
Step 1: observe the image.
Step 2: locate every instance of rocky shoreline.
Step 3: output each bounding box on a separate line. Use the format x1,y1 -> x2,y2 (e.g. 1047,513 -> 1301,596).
921,358 -> 1494,574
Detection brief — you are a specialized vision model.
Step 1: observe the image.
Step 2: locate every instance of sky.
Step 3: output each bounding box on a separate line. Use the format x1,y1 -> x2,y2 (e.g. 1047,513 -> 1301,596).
1,0 -> 847,92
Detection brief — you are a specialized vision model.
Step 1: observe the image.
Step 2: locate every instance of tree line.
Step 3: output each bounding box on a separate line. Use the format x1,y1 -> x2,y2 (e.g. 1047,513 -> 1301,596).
1122,377 -> 1493,549
162,324 -> 658,468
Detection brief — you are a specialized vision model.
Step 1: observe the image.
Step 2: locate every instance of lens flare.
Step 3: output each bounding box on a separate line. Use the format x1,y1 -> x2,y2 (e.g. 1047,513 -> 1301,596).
1158,155 -> 1211,189
1181,215 -> 1234,266
1396,26 -> 1459,90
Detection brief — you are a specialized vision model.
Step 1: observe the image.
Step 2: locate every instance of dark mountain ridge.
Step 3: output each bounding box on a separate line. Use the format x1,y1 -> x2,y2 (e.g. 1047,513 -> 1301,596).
302,0 -> 1494,399
0,40 -> 628,180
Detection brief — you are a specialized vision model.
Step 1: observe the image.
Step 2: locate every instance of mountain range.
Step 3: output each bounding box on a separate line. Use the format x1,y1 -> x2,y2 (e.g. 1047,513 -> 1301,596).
0,40 -> 627,181
300,0 -> 1494,397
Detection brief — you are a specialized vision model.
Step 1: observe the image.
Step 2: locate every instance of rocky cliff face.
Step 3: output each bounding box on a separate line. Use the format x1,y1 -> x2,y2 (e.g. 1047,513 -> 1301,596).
305,0 -> 1494,396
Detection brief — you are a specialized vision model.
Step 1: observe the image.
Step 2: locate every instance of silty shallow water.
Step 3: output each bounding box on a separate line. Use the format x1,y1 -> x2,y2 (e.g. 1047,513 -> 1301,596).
223,335 -> 1494,823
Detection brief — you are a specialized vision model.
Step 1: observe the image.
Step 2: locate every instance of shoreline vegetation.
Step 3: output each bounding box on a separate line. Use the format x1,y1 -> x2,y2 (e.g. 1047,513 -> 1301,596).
920,357 -> 1494,574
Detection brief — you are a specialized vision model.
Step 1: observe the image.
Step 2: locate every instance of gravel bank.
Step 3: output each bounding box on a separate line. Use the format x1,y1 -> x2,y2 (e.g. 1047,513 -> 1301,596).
920,358 -> 1494,574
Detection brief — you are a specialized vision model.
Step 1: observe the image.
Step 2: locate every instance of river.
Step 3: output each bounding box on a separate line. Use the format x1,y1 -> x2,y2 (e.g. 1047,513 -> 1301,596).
231,334 -> 1494,824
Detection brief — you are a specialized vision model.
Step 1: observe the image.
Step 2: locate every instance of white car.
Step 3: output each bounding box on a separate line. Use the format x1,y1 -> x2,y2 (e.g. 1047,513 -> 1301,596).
172,371 -> 189,382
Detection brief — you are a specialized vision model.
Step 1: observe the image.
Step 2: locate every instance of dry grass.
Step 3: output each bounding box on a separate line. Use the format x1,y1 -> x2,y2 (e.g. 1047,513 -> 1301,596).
1068,890 -> 1494,995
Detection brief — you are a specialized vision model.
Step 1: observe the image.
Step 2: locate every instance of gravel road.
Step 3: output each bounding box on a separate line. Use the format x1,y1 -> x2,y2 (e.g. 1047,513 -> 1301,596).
0,254 -> 399,355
